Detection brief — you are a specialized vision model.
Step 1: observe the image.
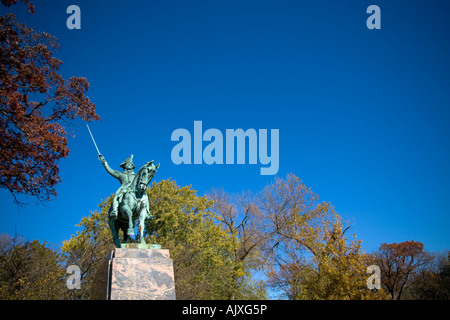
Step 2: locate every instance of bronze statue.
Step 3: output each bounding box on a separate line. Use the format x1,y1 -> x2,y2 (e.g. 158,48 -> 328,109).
86,124 -> 160,247
99,154 -> 135,219
99,154 -> 159,248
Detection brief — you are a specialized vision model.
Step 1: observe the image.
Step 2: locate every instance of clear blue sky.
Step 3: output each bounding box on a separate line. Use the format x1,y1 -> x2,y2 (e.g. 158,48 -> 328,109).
1,0 -> 449,254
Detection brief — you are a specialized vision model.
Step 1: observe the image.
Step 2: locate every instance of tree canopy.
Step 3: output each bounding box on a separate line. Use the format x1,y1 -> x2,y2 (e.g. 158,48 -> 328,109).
0,3 -> 99,204
0,234 -> 67,299
61,179 -> 266,300
2,175 -> 448,300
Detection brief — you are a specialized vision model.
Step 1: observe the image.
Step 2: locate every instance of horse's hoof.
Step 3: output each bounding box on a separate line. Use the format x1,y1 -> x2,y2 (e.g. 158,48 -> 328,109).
127,229 -> 134,236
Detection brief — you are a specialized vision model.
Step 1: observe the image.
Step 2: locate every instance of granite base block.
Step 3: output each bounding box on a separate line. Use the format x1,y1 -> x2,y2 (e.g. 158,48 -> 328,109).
120,243 -> 161,249
107,248 -> 176,300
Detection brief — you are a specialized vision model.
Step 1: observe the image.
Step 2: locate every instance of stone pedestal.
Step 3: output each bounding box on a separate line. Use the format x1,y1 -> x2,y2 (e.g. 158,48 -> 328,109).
106,247 -> 176,300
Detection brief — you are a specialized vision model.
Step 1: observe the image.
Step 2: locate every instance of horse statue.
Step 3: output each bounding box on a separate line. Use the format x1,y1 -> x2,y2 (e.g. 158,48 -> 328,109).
99,154 -> 159,248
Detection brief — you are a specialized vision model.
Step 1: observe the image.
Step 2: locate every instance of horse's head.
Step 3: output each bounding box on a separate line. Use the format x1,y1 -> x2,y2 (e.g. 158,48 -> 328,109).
136,160 -> 160,194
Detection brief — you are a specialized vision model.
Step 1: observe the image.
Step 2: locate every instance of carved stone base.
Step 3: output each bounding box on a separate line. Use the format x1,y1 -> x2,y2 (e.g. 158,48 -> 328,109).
106,248 -> 176,300
120,243 -> 161,249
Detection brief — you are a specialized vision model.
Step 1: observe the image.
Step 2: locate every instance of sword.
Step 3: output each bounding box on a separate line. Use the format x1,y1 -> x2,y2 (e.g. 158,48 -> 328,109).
86,123 -> 101,156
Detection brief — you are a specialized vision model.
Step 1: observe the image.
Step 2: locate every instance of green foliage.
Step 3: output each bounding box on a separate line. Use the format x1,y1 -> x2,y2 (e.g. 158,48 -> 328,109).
61,196 -> 115,299
60,179 -> 266,300
261,174 -> 389,300
145,179 -> 266,299
0,234 -> 67,299
11,175 -> 448,300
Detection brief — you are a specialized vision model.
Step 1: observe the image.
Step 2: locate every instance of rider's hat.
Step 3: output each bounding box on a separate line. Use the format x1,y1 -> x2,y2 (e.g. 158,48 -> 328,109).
120,154 -> 135,169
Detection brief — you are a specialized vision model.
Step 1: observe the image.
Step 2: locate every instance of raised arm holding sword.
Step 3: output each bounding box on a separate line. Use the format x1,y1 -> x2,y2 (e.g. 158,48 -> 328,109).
86,124 -> 135,219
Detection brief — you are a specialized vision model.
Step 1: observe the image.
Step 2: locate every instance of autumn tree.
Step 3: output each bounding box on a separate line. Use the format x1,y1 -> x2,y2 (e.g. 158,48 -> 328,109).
210,188 -> 272,299
62,179 -> 266,300
61,197 -> 115,299
145,179 -> 266,299
0,4 -> 99,204
406,251 -> 450,300
257,174 -> 388,300
375,240 -> 433,300
0,233 -> 68,299
1,0 -> 34,13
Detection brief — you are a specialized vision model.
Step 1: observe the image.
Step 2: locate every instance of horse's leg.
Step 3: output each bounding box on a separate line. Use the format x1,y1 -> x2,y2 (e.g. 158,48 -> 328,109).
138,209 -> 147,245
121,195 -> 135,236
121,223 -> 129,244
108,208 -> 121,248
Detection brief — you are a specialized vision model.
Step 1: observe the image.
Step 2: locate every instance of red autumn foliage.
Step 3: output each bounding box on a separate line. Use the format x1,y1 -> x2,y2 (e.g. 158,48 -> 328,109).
1,0 -> 34,13
0,13 -> 100,204
376,240 -> 432,300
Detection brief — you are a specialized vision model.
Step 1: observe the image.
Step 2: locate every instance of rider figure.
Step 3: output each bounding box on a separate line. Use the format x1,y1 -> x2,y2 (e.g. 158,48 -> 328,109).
99,154 -> 135,219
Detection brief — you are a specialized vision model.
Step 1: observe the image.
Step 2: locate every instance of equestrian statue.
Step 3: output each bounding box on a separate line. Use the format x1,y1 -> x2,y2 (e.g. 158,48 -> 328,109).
86,124 -> 159,248
98,154 -> 159,248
